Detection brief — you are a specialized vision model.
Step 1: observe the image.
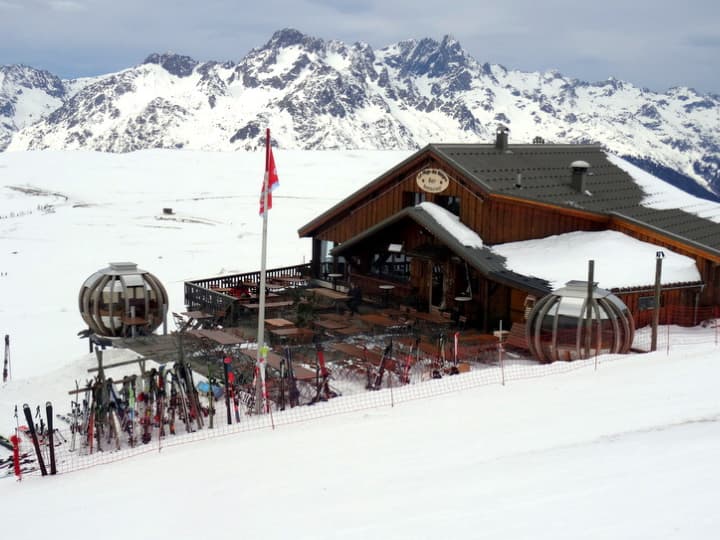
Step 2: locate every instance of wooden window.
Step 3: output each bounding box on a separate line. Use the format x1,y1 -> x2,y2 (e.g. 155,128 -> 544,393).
403,191 -> 426,207
639,296 -> 663,311
434,195 -> 461,216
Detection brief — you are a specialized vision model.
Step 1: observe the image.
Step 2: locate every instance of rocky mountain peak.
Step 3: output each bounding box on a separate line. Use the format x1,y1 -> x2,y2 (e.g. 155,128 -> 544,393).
0,64 -> 66,98
266,28 -> 326,53
143,52 -> 199,78
1,30 -> 719,199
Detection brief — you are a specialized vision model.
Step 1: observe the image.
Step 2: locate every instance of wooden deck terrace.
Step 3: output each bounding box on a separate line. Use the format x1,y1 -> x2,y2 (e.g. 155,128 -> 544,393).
182,263 -> 521,368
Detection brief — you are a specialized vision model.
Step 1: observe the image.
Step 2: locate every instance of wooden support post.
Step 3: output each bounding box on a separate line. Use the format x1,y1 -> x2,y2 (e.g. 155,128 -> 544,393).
651,252 -> 664,352
584,260 -> 594,359
95,349 -> 105,383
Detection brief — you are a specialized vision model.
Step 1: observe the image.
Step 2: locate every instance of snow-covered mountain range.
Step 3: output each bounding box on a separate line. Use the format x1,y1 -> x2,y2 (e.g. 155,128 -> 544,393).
2,28 -> 719,198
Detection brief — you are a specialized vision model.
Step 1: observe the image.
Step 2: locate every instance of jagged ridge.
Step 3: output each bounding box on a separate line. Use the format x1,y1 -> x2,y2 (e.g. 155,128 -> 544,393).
1,28 -> 719,198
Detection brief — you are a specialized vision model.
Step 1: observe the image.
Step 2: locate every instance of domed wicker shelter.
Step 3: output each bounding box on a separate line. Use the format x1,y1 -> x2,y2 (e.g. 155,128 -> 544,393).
526,280 -> 635,363
79,262 -> 168,337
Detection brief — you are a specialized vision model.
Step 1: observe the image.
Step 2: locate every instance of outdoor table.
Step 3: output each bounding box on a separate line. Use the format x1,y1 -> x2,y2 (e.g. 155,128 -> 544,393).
265,352 -> 315,381
265,318 -> 295,329
357,313 -> 406,331
272,275 -> 308,287
245,301 -> 294,309
181,310 -> 215,320
268,327 -> 315,344
187,329 -> 246,345
306,288 -> 350,301
177,310 -> 216,331
411,310 -> 452,325
454,295 -> 471,324
327,273 -> 343,290
330,342 -> 398,371
379,284 -> 395,307
396,337 -> 439,356
306,287 -> 350,313
313,319 -> 349,331
456,331 -> 497,344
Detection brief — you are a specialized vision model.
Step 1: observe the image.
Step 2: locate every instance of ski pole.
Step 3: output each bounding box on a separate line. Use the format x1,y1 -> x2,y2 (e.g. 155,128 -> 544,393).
223,357 -> 232,425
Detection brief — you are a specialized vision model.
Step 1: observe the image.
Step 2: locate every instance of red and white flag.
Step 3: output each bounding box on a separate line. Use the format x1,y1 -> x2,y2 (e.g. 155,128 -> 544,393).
259,129 -> 280,216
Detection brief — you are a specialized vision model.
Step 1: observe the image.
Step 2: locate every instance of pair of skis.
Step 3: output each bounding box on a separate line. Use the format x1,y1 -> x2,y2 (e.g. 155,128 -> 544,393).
430,331 -> 462,378
21,402 -> 56,476
309,343 -> 339,404
276,345 -> 301,410
367,341 -> 393,391
400,336 -> 421,384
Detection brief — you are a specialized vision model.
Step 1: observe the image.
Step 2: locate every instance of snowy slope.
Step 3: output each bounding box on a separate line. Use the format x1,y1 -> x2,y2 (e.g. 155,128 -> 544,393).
1,336 -> 719,539
0,149 -> 719,538
2,29 -> 719,197
2,149 -> 719,376
0,149 -> 410,377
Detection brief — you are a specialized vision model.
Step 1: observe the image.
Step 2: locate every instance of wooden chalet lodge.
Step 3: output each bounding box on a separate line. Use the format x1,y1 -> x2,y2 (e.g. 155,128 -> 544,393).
296,126 -> 720,332
185,127 -> 720,341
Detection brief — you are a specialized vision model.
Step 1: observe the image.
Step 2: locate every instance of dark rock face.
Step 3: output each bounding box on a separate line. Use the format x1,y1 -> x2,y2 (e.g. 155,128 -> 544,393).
144,53 -> 198,78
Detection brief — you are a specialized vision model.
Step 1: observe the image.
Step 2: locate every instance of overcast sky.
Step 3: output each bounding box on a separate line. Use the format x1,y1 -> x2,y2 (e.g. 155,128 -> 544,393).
1,0 -> 718,94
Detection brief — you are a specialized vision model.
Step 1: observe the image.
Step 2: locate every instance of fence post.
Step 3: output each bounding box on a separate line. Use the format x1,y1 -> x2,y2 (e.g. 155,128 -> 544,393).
389,368 -> 394,408
666,304 -> 671,356
499,320 -> 506,386
594,347 -> 598,371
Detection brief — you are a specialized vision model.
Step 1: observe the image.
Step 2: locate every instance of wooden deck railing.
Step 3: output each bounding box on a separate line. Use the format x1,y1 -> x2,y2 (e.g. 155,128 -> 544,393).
184,263 -> 311,323
187,263 -> 311,291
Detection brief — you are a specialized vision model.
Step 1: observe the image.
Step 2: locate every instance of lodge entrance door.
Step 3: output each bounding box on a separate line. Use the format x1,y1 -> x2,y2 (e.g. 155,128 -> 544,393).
431,263 -> 444,310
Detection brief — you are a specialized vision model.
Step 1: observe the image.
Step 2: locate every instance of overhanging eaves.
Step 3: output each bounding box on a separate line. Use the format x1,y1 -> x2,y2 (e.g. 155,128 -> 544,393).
331,205 -> 551,296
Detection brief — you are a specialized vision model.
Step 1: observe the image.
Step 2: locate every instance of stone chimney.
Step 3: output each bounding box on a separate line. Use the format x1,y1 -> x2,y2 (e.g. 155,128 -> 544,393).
570,160 -> 590,192
495,125 -> 509,151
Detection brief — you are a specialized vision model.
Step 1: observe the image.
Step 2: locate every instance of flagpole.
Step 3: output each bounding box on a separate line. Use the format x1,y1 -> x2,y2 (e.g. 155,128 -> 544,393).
255,128 -> 271,414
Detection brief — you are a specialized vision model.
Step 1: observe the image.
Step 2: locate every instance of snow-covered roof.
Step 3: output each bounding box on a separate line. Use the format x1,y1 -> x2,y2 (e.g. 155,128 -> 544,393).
332,202 -> 702,294
416,202 -> 482,248
491,229 -> 702,290
415,204 -> 702,291
607,154 -> 720,225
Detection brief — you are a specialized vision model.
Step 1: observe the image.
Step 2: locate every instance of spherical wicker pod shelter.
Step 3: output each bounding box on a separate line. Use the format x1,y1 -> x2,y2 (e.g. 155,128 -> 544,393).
79,262 -> 168,337
526,280 -> 635,363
